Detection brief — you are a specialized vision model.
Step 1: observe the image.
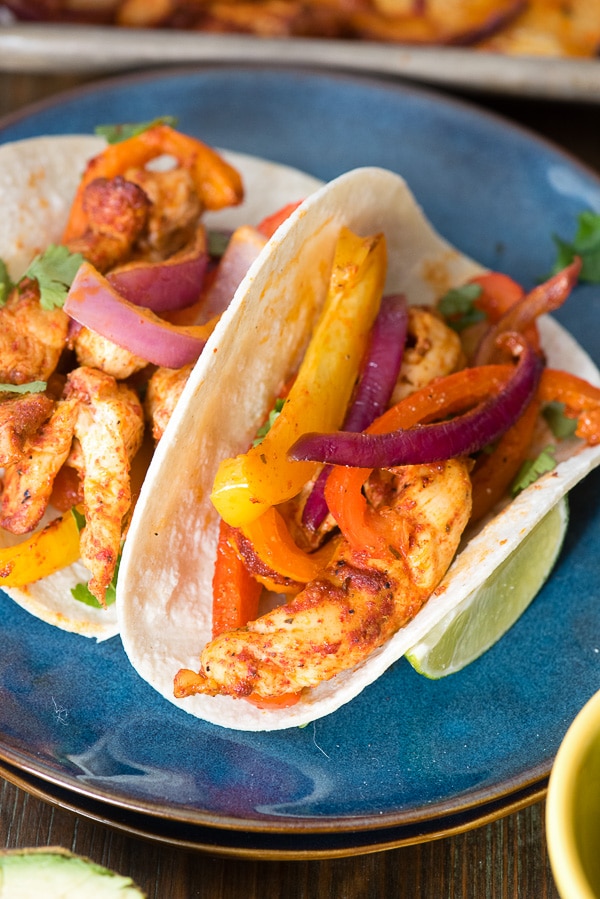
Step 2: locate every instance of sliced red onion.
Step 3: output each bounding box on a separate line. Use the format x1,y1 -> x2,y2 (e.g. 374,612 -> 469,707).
474,258 -> 581,365
64,261 -> 211,369
107,232 -> 208,314
200,226 -> 268,323
302,294 -> 408,530
290,334 -> 542,469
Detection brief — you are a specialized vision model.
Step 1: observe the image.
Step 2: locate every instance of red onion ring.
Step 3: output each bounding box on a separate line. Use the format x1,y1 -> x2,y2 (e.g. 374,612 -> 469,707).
106,229 -> 208,313
302,294 -> 408,530
290,334 -> 542,469
64,261 -> 213,369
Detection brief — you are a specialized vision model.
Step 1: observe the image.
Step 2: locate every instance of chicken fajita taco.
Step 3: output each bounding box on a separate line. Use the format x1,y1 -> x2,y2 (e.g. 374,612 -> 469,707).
117,166 -> 600,729
0,125 -> 321,640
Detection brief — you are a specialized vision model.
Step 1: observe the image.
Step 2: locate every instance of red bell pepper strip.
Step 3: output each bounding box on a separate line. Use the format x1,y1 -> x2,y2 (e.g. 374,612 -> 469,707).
256,201 -> 303,238
211,519 -> 262,638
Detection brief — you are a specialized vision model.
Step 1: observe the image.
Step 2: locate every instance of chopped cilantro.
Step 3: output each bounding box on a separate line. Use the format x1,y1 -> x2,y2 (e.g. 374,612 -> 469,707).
0,380 -> 46,394
207,229 -> 232,259
438,283 -> 485,332
0,258 -> 14,307
71,506 -> 86,532
24,244 -> 84,310
94,116 -> 178,144
511,446 -> 557,496
543,401 -> 578,440
253,398 -> 286,446
551,210 -> 600,283
71,553 -> 120,609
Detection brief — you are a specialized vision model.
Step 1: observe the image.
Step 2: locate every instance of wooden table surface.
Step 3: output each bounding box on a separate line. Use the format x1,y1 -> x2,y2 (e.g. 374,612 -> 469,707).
1,67 -> 599,899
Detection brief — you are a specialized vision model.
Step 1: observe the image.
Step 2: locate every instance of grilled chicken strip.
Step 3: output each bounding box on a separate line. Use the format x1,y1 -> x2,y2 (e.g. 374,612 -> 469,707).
66,175 -> 151,273
144,363 -> 193,441
65,366 -> 145,604
0,396 -> 79,534
0,281 -> 69,384
0,391 -> 55,466
73,326 -> 149,380
174,457 -> 472,701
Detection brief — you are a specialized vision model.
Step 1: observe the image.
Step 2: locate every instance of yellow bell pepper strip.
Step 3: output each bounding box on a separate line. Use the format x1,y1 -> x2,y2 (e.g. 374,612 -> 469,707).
210,226 -> 387,527
63,124 -> 244,243
0,510 -> 80,587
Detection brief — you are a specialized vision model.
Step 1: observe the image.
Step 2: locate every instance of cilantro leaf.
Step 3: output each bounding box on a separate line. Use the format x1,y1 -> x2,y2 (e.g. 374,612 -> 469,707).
207,229 -> 232,259
0,258 -> 14,307
551,211 -> 600,283
71,506 -> 86,532
94,116 -> 178,144
511,446 -> 557,496
0,380 -> 46,395
71,552 -> 120,609
253,398 -> 285,446
25,245 -> 84,310
438,283 -> 485,332
543,402 -> 578,440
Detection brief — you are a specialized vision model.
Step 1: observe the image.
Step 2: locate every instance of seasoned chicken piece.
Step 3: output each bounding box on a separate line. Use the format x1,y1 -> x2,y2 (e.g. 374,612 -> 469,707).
73,326 -> 149,380
0,396 -> 78,534
0,281 -> 69,384
145,363 -> 193,441
0,391 -> 55,466
174,457 -> 471,701
66,175 -> 151,272
390,306 -> 466,404
125,165 -> 203,259
65,367 -> 145,604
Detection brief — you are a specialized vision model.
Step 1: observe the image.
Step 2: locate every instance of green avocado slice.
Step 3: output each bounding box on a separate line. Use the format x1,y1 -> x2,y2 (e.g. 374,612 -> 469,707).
0,848 -> 145,897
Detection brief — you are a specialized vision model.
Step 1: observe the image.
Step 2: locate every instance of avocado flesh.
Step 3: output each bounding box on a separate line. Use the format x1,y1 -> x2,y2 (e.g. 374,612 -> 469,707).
0,849 -> 145,898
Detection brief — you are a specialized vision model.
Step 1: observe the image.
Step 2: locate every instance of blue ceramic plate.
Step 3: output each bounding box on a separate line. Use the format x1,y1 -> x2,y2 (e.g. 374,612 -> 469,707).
1,67 -> 600,843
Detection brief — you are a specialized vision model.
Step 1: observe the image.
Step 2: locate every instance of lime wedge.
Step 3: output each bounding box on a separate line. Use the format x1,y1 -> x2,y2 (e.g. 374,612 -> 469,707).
405,496 -> 569,678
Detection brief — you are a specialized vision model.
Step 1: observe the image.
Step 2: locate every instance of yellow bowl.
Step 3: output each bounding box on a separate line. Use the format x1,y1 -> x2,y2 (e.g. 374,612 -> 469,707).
547,690 -> 600,899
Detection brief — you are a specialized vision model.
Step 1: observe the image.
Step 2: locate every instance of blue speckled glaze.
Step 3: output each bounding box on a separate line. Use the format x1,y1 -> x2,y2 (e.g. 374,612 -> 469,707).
1,68 -> 600,841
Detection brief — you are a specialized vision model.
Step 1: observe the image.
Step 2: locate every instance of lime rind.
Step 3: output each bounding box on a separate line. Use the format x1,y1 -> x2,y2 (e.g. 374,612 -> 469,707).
405,496 -> 569,679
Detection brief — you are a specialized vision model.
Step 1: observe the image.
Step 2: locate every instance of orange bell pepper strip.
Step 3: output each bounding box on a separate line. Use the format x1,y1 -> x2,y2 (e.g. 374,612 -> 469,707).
324,365 -> 515,554
240,506 -> 338,584
63,124 -> 244,242
211,519 -> 262,638
211,227 -> 387,527
244,690 -> 301,709
469,396 -> 541,523
0,510 -> 80,587
538,369 -> 600,444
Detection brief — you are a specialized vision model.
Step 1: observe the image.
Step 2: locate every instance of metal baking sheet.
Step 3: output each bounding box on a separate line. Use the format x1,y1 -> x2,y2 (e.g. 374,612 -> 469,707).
1,23 -> 600,102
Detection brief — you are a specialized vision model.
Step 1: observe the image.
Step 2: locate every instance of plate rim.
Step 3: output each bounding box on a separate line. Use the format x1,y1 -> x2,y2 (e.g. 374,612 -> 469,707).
0,63 -> 598,844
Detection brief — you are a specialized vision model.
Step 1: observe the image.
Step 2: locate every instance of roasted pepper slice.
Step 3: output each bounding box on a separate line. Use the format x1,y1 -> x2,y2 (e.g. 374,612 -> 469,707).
63,124 -> 244,242
211,227 -> 387,527
0,510 -> 80,587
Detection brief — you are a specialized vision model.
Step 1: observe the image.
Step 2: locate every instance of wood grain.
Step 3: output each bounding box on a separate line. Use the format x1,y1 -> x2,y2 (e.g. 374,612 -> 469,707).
0,777 -> 560,898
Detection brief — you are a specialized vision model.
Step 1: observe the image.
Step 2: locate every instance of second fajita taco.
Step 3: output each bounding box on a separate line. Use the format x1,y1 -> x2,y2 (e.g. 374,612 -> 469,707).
0,126 -> 321,640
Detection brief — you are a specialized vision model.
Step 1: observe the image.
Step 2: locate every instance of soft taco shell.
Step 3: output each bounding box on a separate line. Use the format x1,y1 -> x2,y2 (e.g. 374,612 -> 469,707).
0,135 -> 320,640
117,167 -> 600,728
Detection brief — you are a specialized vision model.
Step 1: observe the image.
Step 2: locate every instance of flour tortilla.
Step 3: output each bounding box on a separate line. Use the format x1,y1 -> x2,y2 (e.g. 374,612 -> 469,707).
117,166 -> 600,728
0,135 -> 320,640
